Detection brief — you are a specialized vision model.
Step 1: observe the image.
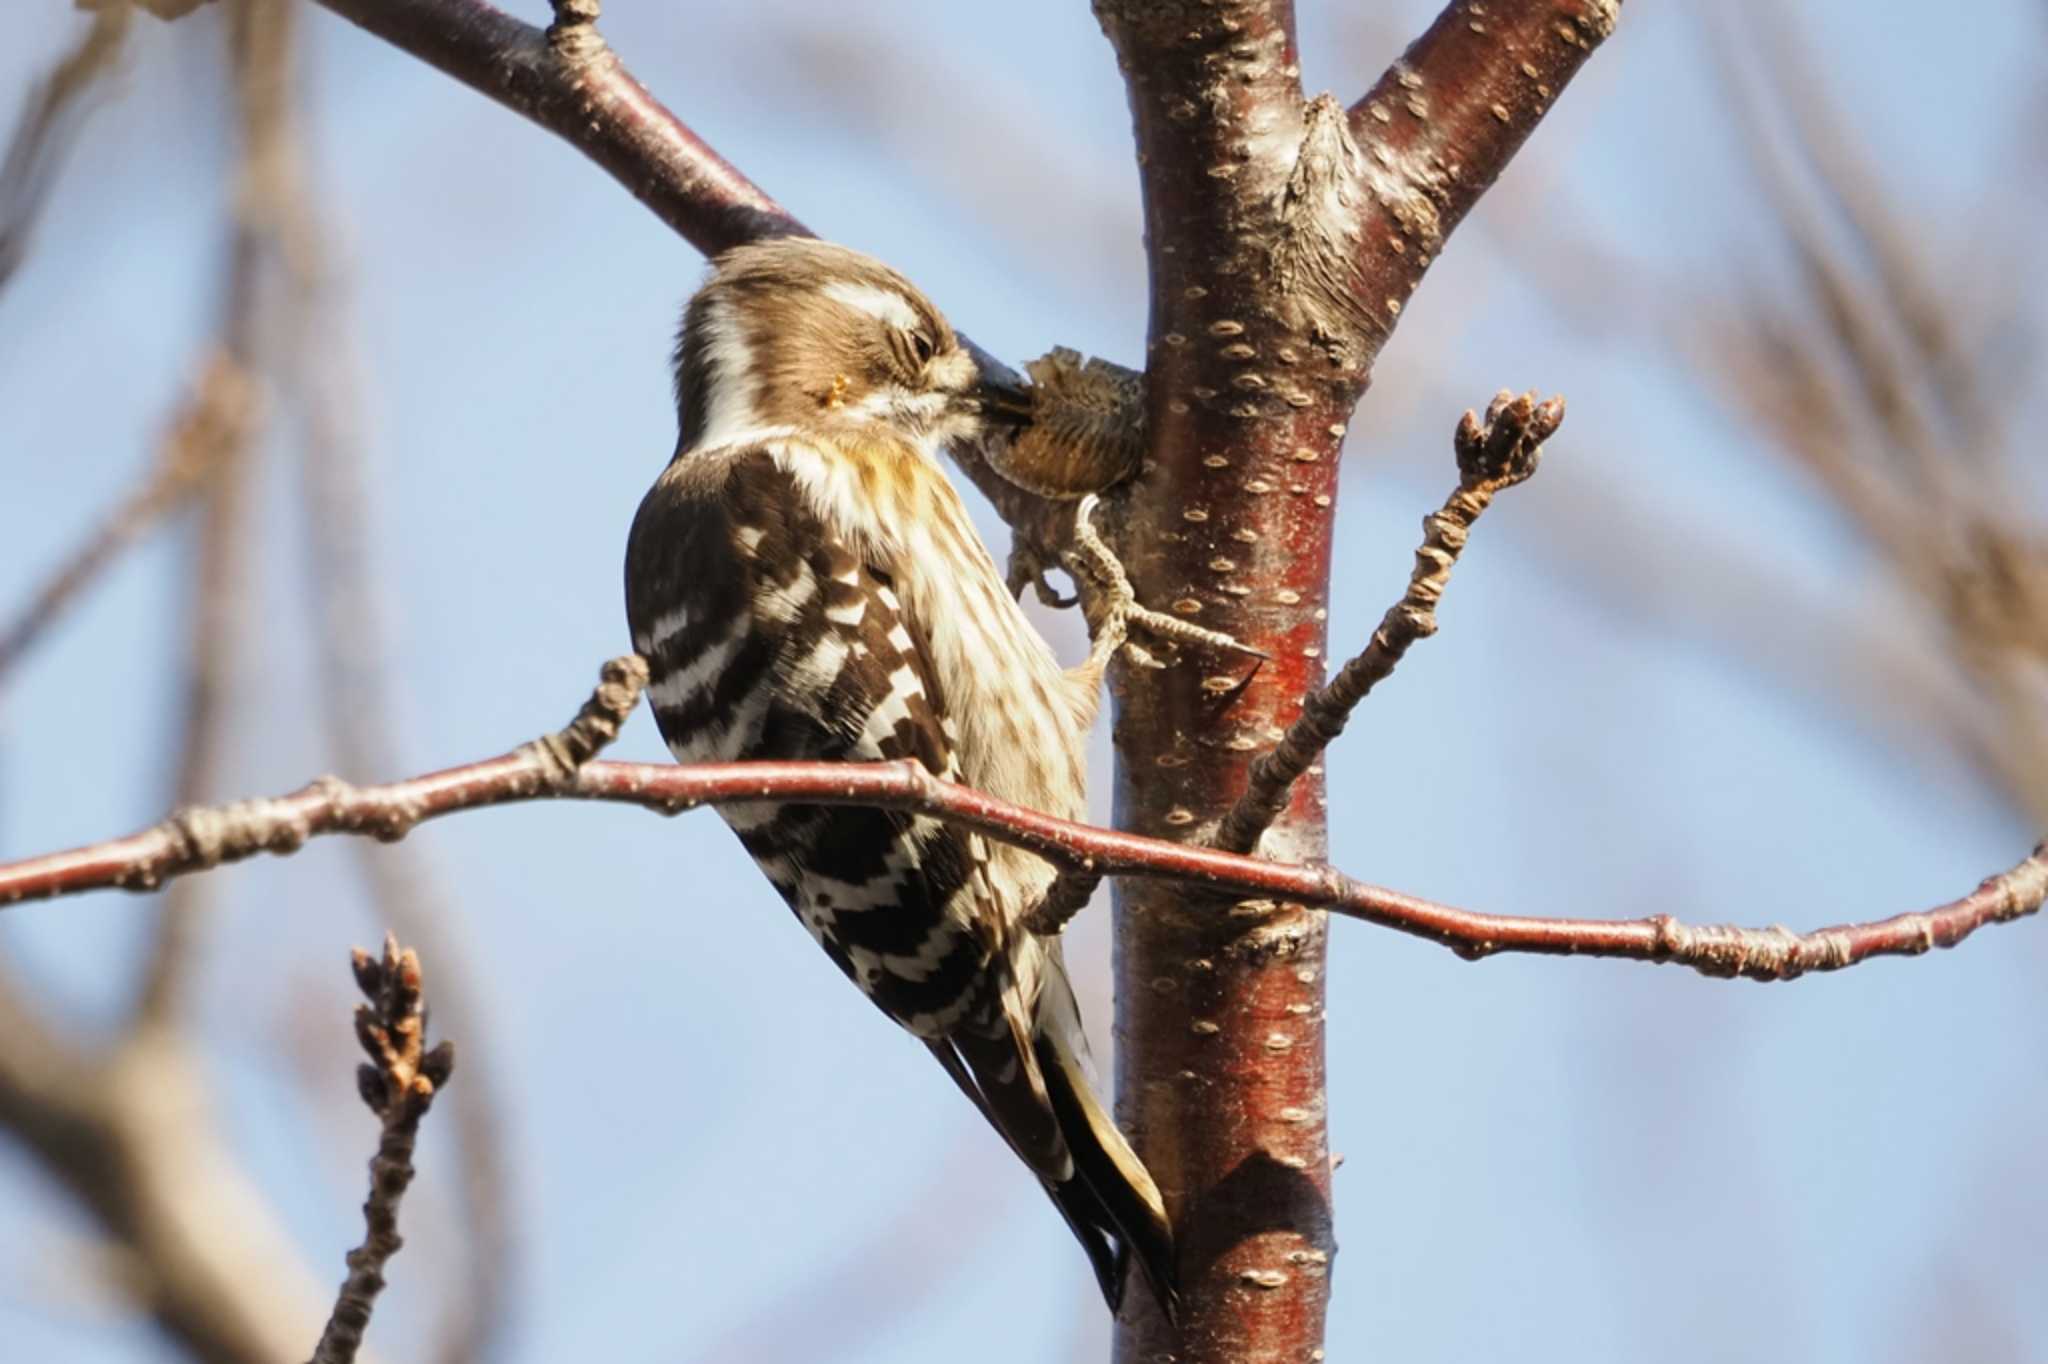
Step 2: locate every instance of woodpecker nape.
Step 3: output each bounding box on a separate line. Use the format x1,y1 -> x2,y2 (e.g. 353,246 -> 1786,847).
624,237 -> 1178,1319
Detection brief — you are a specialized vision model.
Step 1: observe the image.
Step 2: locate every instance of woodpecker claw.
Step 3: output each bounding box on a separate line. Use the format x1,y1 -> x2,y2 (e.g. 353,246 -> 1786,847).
1063,495 -> 1262,671
1007,540 -> 1080,609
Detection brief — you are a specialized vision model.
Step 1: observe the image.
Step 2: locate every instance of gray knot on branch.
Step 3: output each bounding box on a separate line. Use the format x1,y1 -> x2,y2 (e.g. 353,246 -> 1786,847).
155,793 -> 319,882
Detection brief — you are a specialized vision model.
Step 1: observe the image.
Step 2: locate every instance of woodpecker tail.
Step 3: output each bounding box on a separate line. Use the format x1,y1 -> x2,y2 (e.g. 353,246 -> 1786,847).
1034,983 -> 1181,1323
928,949 -> 1179,1322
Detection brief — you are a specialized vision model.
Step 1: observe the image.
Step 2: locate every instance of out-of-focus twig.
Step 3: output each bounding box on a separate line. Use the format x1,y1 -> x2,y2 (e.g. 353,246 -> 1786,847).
1216,391 -> 1560,855
0,353 -> 253,684
280,139 -> 516,1364
1696,7 -> 2048,823
132,0 -> 287,1031
1485,6 -> 2048,829
0,7 -> 364,1361
1742,7 -> 2006,464
0,3 -> 130,294
0,950 -> 357,1364
307,936 -> 457,1364
133,0 -> 216,20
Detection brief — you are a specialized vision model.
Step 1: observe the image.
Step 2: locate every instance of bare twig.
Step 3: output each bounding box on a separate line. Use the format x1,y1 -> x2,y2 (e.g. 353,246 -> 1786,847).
1216,391 -> 1560,854
308,936 -> 457,1364
0,353 -> 254,683
0,3 -> 130,292
0,655 -> 2037,983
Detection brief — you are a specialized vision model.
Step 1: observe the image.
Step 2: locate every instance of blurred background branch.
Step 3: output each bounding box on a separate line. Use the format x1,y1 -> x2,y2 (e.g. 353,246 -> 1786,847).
0,1 -> 130,294
0,5 -> 339,1361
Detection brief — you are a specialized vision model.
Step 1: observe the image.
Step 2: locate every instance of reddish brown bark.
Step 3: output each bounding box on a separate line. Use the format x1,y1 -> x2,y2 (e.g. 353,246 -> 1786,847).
1090,3 -> 1346,1354
1090,1 -> 1618,1357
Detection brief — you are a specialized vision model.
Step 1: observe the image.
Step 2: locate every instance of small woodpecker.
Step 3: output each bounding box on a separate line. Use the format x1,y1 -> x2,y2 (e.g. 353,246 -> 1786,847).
625,238 -> 1177,1318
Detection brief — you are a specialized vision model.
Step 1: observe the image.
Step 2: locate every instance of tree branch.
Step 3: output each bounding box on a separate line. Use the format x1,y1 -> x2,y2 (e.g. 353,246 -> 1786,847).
1348,0 -> 1621,332
310,0 -> 795,254
283,149 -> 515,1364
301,0 -> 1053,533
0,960 -> 360,1364
308,935 -> 457,1364
1215,390 -> 1559,854
133,0 -> 280,1031
0,2 -> 130,292
0,10 -> 384,1361
0,352 -> 253,685
0,657 -> 2037,984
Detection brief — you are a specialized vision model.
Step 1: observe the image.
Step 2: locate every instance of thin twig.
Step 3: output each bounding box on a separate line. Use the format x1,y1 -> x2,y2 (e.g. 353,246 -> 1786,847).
1215,391 -> 1561,855
0,352 -> 254,683
0,3 -> 130,293
0,654 -> 2038,983
1023,868 -> 1101,939
308,935 -> 457,1364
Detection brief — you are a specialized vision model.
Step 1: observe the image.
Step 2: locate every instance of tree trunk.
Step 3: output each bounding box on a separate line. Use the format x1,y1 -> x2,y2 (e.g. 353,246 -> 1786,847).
1095,1 -> 1619,1357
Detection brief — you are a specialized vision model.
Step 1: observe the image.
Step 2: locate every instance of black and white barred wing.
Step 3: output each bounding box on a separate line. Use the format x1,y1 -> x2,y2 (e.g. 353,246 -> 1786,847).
625,446 -> 1009,1040
626,443 -> 1176,1314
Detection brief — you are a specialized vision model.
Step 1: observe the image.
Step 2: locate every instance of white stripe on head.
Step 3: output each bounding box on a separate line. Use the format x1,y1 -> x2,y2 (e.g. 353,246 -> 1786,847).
822,281 -> 921,331
694,297 -> 762,450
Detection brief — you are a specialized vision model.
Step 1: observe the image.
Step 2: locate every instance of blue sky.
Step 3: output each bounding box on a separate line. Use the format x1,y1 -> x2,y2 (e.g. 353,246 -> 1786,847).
3,2 -> 2043,1360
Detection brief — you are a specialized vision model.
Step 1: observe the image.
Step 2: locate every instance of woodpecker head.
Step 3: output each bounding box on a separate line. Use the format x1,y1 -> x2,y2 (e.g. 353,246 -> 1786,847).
672,238 -> 1032,456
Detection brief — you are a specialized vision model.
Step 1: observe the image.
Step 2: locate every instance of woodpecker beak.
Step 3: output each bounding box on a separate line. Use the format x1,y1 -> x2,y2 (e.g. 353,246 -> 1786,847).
970,374 -> 1035,431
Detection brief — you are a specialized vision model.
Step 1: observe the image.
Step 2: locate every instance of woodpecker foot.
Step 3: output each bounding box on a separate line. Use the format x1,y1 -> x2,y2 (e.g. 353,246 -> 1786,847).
1007,538 -> 1080,609
1063,495 -> 1264,672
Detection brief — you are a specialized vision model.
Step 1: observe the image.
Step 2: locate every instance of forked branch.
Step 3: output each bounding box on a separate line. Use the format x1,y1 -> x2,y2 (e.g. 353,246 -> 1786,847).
0,658 -> 2037,984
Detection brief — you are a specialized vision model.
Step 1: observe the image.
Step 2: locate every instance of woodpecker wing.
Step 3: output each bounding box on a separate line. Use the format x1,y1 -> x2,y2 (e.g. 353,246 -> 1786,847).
626,439 -> 1175,1316
628,444 -> 996,1033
